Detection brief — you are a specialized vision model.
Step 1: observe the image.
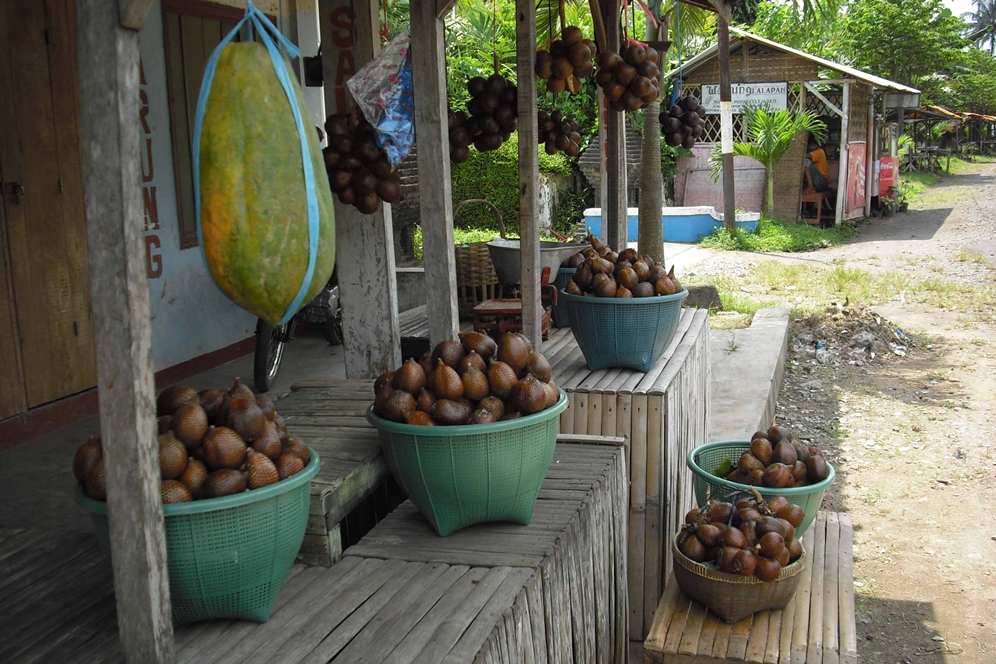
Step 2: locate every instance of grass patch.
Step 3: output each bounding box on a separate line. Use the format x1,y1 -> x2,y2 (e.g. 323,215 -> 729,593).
956,249 -> 992,266
899,172 -> 936,202
699,216 -> 854,253
724,260 -> 996,322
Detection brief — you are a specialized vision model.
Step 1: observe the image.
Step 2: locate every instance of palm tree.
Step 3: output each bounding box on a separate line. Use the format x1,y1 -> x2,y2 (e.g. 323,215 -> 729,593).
964,0 -> 996,54
709,107 -> 826,217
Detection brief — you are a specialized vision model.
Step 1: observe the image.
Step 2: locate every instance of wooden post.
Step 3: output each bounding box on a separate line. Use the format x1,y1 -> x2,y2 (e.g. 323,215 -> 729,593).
516,0 -> 541,346
77,2 -> 173,662
603,0 -> 628,249
409,0 -> 460,348
320,0 -> 402,377
714,4 -> 736,229
864,91 -> 874,218
835,82 -> 849,226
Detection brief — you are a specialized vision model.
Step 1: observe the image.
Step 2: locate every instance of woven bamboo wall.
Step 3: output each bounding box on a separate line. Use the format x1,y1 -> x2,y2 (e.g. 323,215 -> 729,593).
849,83 -> 870,143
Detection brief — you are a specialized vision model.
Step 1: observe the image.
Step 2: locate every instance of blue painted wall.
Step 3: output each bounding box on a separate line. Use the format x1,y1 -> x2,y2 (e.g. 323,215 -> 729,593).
137,4 -> 257,371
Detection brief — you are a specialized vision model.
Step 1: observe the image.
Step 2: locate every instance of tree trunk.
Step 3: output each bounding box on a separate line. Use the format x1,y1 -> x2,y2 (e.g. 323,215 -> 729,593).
639,101 -> 665,264
638,9 -> 664,265
766,166 -> 774,218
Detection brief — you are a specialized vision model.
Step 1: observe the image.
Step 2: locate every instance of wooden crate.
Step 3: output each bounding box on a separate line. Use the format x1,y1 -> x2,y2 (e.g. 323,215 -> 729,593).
644,511 -> 857,664
542,308 -> 711,641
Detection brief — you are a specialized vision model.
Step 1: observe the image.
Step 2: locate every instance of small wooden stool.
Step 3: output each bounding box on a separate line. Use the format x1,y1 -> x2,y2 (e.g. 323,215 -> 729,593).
645,511 -> 857,664
800,190 -> 830,227
472,298 -> 552,340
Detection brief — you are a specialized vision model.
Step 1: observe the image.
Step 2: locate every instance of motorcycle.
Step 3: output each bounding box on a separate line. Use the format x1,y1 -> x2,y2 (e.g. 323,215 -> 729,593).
253,269 -> 342,392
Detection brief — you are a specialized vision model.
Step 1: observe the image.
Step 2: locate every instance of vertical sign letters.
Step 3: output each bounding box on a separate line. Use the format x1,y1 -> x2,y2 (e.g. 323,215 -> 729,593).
139,58 -> 163,279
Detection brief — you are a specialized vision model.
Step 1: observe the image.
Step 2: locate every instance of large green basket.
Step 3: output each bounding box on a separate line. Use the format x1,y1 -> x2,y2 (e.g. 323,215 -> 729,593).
688,441 -> 834,537
561,288 -> 688,372
367,391 -> 567,536
76,449 -> 320,625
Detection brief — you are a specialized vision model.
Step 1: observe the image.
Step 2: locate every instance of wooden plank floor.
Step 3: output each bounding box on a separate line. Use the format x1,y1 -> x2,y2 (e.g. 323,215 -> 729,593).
644,511 -> 857,664
0,444 -> 628,663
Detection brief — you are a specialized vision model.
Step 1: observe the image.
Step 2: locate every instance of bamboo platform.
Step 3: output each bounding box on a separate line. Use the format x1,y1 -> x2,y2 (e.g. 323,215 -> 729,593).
0,443 -> 627,663
644,512 -> 857,664
541,307 -> 711,640
276,379 -> 389,566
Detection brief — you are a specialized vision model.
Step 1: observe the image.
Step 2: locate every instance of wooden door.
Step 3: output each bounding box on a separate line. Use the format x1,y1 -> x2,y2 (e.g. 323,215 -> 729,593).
0,0 -> 97,410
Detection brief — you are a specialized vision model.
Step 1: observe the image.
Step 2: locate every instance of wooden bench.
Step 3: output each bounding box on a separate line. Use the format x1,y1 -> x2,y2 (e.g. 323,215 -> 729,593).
275,379 -> 391,566
644,511 -> 857,664
800,190 -> 831,227
398,304 -> 474,359
3,441 -> 629,663
542,307 -> 710,640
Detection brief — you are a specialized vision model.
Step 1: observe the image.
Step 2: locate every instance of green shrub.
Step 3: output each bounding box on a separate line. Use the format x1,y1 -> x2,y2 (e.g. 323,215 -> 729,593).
450,134 -> 577,233
700,215 -> 854,252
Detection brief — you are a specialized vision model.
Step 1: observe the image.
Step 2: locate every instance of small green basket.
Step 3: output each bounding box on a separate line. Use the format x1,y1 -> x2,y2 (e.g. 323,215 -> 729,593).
687,440 -> 834,537
367,391 -> 568,537
76,449 -> 320,625
561,288 -> 688,372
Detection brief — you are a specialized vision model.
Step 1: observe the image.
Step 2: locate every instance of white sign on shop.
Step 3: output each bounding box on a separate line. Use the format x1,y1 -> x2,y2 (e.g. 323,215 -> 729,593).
701,82 -> 788,114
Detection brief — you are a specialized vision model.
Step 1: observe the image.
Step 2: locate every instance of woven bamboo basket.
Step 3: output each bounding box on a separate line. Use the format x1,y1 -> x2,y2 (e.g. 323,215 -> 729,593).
453,199 -> 504,318
671,535 -> 807,623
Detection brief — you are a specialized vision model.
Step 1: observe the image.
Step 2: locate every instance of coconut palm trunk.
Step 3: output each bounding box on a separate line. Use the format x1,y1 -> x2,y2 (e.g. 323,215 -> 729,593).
638,11 -> 665,265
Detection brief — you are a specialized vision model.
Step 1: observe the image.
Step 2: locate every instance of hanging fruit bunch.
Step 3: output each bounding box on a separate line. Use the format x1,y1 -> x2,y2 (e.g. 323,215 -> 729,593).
661,95 -> 707,149
537,110 -> 582,156
563,234 -> 683,298
448,109 -> 473,164
323,113 -> 402,214
535,26 -> 597,94
677,489 -> 805,581
463,74 -> 518,153
595,41 -> 662,112
719,425 -> 831,488
73,379 -> 312,504
372,332 -> 560,425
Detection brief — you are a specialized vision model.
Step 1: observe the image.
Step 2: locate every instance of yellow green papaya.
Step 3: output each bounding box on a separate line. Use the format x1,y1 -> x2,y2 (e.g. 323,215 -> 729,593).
199,42 -> 335,325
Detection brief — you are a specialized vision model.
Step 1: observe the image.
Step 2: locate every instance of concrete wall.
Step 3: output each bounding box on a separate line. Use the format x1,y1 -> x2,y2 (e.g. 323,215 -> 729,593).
136,1 -> 298,372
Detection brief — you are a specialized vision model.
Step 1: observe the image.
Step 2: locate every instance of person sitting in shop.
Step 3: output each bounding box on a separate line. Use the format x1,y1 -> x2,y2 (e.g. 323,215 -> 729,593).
803,136 -> 831,193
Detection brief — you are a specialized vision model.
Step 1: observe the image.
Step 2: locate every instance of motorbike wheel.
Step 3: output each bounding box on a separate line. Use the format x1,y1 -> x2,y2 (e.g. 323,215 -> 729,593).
322,305 -> 343,345
254,319 -> 287,393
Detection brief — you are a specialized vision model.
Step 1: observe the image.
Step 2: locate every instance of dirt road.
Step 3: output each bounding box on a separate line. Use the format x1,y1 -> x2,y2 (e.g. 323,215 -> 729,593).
686,161 -> 996,663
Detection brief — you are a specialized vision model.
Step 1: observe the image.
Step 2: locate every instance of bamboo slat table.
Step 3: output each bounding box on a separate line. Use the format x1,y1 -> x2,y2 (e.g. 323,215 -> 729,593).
541,307 -> 711,640
1,443 -> 628,663
644,512 -> 857,664
275,379 -> 389,566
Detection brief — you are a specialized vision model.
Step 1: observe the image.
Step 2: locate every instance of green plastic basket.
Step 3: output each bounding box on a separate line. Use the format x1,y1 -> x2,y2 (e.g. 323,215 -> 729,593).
76,449 -> 320,625
551,267 -> 576,328
687,441 -> 834,537
561,288 -> 688,372
367,391 -> 568,537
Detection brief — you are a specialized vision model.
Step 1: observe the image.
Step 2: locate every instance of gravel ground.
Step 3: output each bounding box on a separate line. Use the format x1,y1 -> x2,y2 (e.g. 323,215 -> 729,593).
687,161 -> 996,663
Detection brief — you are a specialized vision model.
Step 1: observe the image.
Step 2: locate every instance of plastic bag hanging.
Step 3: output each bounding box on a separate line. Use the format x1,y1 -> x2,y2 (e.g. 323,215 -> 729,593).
193,0 -> 336,325
346,32 -> 415,165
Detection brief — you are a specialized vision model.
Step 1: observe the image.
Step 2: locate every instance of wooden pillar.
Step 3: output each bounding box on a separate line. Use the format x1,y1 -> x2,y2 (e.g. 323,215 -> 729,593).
319,0 -> 402,377
864,91 -> 875,218
516,0 -> 541,346
409,0 -> 459,348
77,1 -> 173,662
835,82 -> 850,226
603,0 -> 627,249
714,4 -> 736,229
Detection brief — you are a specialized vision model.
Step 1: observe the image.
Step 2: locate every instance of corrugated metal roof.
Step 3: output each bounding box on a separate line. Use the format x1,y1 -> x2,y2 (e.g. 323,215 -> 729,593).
666,27 -> 920,95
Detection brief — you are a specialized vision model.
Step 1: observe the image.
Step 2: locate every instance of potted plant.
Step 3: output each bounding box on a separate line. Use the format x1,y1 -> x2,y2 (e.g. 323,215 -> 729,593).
881,197 -> 897,218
